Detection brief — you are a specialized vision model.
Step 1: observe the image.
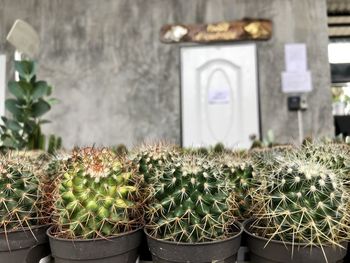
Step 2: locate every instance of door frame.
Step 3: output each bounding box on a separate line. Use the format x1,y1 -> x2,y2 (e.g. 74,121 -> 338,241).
178,43 -> 262,148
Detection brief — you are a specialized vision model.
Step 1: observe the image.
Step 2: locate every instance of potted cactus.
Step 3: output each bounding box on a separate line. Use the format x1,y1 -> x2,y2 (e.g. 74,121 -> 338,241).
0,151 -> 51,262
132,142 -> 180,261
143,154 -> 243,263
47,147 -> 144,262
245,153 -> 350,263
218,152 -> 256,221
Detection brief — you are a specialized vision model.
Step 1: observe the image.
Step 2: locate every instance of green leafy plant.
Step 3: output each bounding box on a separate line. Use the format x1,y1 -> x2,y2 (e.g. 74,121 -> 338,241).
0,151 -> 49,232
0,60 -> 61,153
52,147 -> 143,239
145,154 -> 238,242
251,153 -> 350,259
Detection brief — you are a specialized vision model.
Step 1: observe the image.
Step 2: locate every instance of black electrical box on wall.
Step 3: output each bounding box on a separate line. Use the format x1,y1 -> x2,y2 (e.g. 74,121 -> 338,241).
287,96 -> 307,111
287,96 -> 301,111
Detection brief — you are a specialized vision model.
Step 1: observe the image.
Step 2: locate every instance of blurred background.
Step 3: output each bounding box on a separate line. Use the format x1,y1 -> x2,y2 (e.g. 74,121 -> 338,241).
0,0 -> 349,149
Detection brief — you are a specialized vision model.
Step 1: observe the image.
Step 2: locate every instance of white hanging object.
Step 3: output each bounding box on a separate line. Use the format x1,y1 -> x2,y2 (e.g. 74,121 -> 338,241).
6,19 -> 40,59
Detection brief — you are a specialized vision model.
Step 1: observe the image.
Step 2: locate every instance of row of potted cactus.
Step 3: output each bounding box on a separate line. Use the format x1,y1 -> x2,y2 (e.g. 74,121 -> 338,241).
0,142 -> 350,263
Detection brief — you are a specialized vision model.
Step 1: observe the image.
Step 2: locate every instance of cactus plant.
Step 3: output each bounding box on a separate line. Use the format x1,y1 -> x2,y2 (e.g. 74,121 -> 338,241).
218,153 -> 256,220
213,142 -> 226,153
0,151 -> 48,232
145,154 -> 238,242
300,142 -> 350,178
52,147 -> 143,239
132,142 -> 180,185
112,144 -> 128,156
251,153 -> 350,253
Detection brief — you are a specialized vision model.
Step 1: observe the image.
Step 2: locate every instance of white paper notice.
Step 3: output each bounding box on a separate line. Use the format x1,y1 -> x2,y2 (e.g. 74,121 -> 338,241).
208,87 -> 230,104
282,71 -> 312,93
285,44 -> 307,72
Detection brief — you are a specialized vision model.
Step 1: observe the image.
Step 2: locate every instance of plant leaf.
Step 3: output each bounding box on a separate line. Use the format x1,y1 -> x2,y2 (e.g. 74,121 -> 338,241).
14,60 -> 36,81
8,81 -> 26,98
32,99 -> 51,117
47,98 -> 60,106
1,136 -> 17,148
5,120 -> 22,132
32,81 -> 49,100
5,99 -> 22,116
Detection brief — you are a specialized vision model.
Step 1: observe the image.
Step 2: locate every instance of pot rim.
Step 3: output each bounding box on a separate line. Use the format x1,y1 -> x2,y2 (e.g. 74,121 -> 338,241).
243,218 -> 347,247
0,224 -> 48,235
46,224 -> 144,242
144,221 -> 243,246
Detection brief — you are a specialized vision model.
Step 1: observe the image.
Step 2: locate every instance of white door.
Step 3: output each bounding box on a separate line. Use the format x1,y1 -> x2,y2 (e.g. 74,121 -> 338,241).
181,44 -> 259,149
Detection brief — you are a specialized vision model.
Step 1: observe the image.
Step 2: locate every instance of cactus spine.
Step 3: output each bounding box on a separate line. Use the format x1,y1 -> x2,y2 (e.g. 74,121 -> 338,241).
0,151 -> 47,232
219,153 -> 255,219
146,154 -> 238,242
132,143 -> 180,185
53,147 -> 142,239
252,154 -> 350,252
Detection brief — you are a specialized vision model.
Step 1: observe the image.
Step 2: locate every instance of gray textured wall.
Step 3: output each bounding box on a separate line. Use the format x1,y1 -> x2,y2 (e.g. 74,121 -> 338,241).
0,0 -> 333,148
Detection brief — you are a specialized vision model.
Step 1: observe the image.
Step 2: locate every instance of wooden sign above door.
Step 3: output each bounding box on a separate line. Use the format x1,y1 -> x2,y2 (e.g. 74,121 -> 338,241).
160,19 -> 272,43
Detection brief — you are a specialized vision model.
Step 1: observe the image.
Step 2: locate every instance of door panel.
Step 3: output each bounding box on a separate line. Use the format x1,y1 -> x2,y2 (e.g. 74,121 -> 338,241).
181,44 -> 259,149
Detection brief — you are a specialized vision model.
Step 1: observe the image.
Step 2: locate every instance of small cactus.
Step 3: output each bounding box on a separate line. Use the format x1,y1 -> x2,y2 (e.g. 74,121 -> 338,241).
251,153 -> 350,253
299,142 -> 350,177
0,151 -> 48,232
52,147 -> 143,239
219,153 -> 256,220
213,143 -> 226,153
113,144 -> 128,156
132,142 -> 180,185
145,154 -> 238,242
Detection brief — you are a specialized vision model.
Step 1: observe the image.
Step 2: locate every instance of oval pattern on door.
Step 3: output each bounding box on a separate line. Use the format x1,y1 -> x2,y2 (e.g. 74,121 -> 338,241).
205,68 -> 235,142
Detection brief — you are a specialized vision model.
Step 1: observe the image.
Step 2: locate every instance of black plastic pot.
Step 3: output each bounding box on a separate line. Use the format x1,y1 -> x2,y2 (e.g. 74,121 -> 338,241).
0,225 -> 50,263
145,222 -> 243,263
244,219 -> 348,263
138,230 -> 153,261
47,226 -> 142,263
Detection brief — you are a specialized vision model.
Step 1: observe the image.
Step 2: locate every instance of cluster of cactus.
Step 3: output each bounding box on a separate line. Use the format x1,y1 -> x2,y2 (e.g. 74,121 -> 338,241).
0,151 -> 48,232
52,147 -> 143,239
218,153 -> 255,220
251,154 -> 350,249
146,154 -> 237,242
183,142 -> 230,156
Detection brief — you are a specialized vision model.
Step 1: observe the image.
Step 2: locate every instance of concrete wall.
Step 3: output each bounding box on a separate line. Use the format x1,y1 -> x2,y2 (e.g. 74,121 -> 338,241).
0,0 -> 333,148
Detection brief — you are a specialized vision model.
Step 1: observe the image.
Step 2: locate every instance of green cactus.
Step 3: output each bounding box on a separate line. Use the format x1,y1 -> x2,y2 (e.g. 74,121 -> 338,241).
112,144 -> 128,156
146,154 -> 237,242
219,153 -> 256,220
300,142 -> 350,178
52,147 -> 142,239
251,154 -> 350,251
132,143 -> 180,185
0,151 -> 48,232
182,147 -> 209,155
213,143 -> 226,153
